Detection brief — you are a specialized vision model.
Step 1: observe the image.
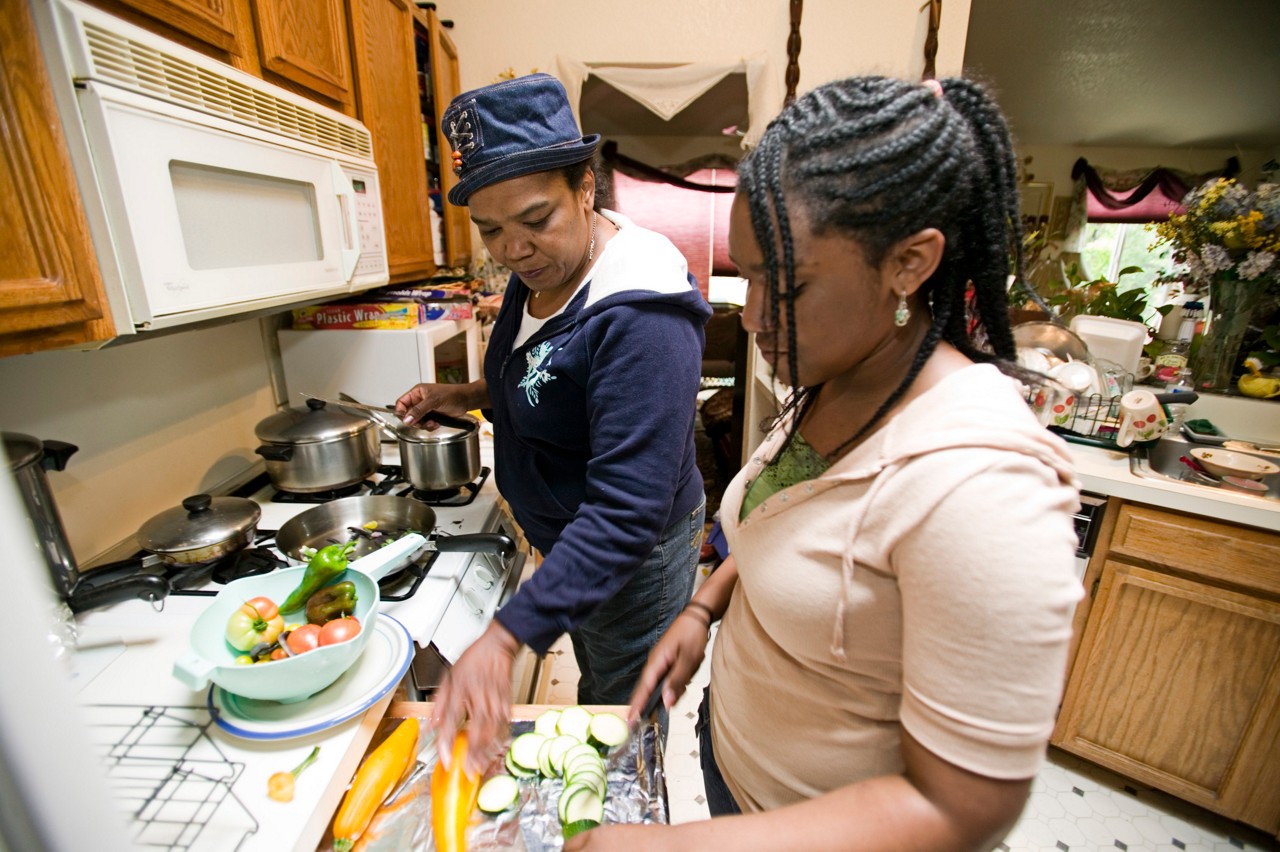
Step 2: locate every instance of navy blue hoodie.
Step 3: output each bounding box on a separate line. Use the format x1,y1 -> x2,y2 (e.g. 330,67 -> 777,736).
487,212 -> 712,654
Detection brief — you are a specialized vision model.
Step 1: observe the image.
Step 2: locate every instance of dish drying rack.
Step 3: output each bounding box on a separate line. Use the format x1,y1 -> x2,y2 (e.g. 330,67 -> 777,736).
1025,387 -> 1176,452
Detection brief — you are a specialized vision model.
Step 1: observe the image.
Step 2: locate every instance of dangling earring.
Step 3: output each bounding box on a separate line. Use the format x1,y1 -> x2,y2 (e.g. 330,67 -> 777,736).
894,292 -> 910,327
587,211 -> 598,261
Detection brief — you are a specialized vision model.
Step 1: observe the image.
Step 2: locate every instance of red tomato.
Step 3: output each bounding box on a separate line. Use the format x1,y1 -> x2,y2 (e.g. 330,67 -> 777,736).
244,596 -> 279,621
319,617 -> 361,646
269,647 -> 288,661
286,623 -> 322,655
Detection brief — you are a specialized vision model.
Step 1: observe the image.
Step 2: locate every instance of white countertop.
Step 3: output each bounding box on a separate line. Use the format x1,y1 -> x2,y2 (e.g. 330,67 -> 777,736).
1066,441 -> 1280,532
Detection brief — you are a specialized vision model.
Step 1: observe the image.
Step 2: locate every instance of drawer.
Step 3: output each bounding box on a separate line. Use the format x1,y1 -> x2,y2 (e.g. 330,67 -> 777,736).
1109,502 -> 1280,597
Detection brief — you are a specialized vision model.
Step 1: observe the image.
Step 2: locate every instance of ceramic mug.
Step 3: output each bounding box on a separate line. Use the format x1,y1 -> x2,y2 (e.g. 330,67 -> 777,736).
1115,389 -> 1168,447
1029,382 -> 1077,429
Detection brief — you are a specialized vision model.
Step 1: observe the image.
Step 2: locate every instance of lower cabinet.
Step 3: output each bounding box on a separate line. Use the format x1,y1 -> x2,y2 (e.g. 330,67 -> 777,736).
1053,501 -> 1280,836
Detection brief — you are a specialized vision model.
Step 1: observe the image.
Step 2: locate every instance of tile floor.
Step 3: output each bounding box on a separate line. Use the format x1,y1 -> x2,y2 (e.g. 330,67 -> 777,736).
535,625 -> 1279,851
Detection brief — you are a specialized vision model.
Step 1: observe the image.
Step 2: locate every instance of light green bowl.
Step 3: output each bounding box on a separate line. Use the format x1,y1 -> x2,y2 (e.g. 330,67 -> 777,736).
172,534 -> 424,703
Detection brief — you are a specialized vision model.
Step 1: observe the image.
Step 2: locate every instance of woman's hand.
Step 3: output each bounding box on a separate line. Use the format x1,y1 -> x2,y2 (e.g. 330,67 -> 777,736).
626,609 -> 711,722
394,380 -> 487,425
430,621 -> 521,776
564,823 -> 678,851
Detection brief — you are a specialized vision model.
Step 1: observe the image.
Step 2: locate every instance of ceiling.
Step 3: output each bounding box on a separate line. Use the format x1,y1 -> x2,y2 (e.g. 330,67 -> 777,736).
961,0 -> 1280,151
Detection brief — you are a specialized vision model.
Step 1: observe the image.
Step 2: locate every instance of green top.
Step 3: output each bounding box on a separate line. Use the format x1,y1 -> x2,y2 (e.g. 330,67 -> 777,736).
740,431 -> 831,521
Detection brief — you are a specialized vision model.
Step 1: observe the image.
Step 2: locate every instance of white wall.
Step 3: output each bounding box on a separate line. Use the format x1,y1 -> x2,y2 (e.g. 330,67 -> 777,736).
433,0 -> 973,107
0,320 -> 278,566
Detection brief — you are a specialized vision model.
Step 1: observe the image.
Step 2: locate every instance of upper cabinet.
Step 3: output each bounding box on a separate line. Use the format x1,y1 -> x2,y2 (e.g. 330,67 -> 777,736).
422,9 -> 470,269
0,0 -> 116,355
97,0 -> 355,112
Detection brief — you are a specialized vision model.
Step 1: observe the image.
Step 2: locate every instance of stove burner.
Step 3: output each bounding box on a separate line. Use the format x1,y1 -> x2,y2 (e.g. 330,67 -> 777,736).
395,466 -> 491,507
210,546 -> 288,584
377,550 -> 438,601
271,480 -> 372,503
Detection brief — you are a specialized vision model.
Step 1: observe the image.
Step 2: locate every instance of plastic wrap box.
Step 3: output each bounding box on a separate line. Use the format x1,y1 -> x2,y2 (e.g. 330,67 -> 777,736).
292,303 -> 428,330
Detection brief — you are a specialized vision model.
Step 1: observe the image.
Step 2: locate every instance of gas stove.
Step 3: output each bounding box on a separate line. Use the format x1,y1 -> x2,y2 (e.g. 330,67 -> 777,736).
79,446 -> 524,699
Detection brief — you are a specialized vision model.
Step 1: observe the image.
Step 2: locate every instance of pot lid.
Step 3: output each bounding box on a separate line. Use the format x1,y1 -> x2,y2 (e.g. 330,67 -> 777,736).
137,494 -> 261,554
397,415 -> 477,444
255,399 -> 373,444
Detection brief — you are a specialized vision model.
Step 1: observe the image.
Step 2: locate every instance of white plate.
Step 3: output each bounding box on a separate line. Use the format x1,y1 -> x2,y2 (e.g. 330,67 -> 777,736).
208,614 -> 412,740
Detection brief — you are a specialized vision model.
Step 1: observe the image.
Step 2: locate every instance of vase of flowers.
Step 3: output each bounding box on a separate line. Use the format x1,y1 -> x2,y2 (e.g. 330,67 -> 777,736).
1152,179 -> 1279,392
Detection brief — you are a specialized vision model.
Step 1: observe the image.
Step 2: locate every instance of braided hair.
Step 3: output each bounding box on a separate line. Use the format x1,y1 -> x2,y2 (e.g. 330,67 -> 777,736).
738,76 -> 1025,459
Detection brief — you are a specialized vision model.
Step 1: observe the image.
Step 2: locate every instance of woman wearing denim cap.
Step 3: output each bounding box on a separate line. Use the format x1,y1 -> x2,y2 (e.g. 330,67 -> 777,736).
396,73 -> 710,772
566,76 -> 1082,850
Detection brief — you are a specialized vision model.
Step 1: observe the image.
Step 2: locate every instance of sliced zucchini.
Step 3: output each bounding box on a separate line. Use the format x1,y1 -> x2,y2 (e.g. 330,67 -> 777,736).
563,752 -> 605,781
563,785 -> 605,825
556,705 -> 593,743
537,736 -> 556,777
547,734 -> 579,777
505,750 -> 536,779
534,708 -> 562,738
508,732 -> 547,775
586,711 -> 630,752
566,767 -> 606,797
477,774 -> 521,814
562,819 -> 601,839
561,743 -> 601,770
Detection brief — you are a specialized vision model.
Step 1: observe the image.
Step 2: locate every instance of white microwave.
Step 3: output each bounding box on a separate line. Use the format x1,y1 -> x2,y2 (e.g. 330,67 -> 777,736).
32,0 -> 389,337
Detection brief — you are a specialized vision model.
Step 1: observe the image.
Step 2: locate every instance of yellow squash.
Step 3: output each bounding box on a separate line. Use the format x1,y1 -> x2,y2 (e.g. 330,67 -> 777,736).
431,731 -> 481,852
332,718 -> 419,852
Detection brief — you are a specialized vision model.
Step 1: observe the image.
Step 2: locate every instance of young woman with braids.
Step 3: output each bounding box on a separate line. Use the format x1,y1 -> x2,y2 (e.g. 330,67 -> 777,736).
566,76 -> 1082,852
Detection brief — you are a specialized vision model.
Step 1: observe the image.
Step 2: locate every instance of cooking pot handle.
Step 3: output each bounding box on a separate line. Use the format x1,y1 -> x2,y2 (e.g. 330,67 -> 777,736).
39,439 -> 79,472
67,574 -> 169,614
255,444 -> 294,462
172,648 -> 216,691
434,533 -> 516,558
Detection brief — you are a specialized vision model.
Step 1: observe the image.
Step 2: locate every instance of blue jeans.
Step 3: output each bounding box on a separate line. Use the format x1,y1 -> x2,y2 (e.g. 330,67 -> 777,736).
698,686 -> 743,816
569,500 -> 704,713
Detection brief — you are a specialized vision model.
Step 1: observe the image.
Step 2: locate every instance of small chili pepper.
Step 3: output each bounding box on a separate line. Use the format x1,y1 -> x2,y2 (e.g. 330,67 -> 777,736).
267,746 -> 320,803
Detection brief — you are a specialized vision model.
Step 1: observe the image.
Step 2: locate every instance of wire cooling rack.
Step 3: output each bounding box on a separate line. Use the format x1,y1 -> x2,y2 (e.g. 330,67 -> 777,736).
84,704 -> 258,851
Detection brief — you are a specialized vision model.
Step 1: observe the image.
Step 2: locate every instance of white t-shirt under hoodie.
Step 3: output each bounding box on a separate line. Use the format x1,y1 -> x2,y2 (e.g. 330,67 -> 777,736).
709,363 -> 1085,812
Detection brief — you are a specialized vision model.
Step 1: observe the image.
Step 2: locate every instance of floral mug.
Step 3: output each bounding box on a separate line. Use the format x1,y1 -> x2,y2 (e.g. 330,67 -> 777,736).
1116,389 -> 1168,447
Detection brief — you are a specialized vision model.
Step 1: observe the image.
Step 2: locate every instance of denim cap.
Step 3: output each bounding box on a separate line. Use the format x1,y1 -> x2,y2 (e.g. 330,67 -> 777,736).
442,73 -> 601,206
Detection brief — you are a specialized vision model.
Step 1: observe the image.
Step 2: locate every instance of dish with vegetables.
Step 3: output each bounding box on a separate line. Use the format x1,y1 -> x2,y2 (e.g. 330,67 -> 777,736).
172,534 -> 426,703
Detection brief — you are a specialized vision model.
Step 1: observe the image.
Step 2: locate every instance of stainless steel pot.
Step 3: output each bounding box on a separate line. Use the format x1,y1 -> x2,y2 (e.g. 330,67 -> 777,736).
397,414 -> 481,492
254,399 -> 380,493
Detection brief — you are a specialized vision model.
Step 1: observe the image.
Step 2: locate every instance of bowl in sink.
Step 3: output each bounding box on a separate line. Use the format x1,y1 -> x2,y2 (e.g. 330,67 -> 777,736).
1189,447 -> 1280,481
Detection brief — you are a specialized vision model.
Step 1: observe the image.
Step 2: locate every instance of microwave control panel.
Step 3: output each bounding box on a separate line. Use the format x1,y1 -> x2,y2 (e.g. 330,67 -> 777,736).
346,167 -> 388,281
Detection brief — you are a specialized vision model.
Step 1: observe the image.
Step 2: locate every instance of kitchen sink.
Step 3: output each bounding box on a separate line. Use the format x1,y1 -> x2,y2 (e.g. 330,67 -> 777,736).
1129,435 -> 1280,502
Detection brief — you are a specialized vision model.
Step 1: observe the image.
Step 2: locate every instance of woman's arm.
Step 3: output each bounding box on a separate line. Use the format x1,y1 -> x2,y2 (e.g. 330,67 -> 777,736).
567,730 -> 1030,852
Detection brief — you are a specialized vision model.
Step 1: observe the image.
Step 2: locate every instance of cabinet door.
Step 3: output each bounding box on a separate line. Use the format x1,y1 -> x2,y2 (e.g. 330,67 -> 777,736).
348,0 -> 436,280
252,0 -> 353,109
425,12 -> 471,268
104,0 -> 244,55
1053,560 -> 1280,833
0,0 -> 116,356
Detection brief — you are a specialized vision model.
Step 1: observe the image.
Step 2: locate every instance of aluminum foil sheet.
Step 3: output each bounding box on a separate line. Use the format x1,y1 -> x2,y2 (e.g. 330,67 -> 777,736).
339,718 -> 667,851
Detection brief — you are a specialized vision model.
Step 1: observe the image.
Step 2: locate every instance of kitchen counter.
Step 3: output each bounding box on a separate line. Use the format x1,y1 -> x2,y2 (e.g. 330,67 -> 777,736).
1066,441 -> 1280,532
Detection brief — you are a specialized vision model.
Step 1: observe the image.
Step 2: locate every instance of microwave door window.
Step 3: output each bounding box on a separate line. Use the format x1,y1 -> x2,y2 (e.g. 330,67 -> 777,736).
170,163 -> 323,270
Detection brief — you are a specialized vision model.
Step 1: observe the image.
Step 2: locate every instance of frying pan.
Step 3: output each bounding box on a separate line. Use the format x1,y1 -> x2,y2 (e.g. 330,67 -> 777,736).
274,495 -> 514,564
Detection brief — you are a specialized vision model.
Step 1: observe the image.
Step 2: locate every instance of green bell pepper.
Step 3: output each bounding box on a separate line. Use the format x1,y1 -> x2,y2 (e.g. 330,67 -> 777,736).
280,541 -> 356,614
305,580 -> 359,625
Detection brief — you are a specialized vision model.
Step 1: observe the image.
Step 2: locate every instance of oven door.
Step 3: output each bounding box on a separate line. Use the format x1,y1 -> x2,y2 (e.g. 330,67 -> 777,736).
1073,492 -> 1109,581
76,83 -> 369,327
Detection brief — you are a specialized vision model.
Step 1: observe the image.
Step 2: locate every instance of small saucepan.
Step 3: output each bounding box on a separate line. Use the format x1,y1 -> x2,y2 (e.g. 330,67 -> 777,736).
327,396 -> 482,492
274,495 -> 514,565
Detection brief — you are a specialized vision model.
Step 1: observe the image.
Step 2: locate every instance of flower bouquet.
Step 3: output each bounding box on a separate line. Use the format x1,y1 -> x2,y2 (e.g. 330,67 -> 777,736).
1151,179 -> 1280,391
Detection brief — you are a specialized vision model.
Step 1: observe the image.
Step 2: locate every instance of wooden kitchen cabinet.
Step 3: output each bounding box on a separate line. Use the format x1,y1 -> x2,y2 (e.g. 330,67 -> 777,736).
348,0 -> 469,280
97,0 -> 356,112
0,0 -> 116,356
1052,501 -> 1280,836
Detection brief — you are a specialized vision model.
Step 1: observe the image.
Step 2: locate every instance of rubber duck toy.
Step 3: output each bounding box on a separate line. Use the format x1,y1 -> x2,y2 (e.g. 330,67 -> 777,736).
1238,356 -> 1280,399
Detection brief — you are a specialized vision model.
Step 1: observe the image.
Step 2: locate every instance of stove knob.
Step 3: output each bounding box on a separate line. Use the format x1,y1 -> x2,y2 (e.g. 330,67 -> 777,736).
463,586 -> 486,615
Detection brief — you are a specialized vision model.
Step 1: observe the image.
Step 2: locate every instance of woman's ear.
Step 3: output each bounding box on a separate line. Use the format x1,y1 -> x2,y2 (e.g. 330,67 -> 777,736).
580,168 -> 597,210
887,228 -> 945,295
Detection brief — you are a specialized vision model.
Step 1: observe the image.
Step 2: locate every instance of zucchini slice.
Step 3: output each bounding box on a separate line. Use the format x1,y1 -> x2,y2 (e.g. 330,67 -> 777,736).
586,711 -> 630,752
477,774 -> 521,814
561,743 -> 601,769
546,734 -> 579,777
505,750 -> 536,779
556,705 -> 594,743
508,732 -> 547,775
563,785 -> 605,826
537,736 -> 556,778
563,752 -> 605,781
534,708 -> 562,738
